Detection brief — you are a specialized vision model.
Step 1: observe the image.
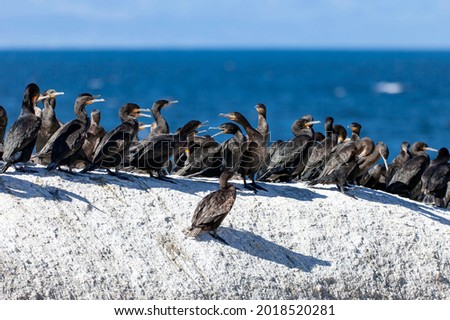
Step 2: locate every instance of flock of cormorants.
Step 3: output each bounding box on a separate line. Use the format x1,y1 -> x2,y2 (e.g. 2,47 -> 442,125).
0,83 -> 449,242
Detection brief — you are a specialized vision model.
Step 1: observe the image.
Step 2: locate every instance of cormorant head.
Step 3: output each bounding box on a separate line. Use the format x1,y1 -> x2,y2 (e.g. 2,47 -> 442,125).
119,103 -> 142,121
0,106 -> 6,118
255,103 -> 267,115
400,141 -> 410,152
152,99 -> 178,111
219,170 -> 235,189
209,122 -> 241,138
333,124 -> 347,143
219,111 -> 242,122
376,141 -> 390,170
348,122 -> 362,134
41,89 -> 64,109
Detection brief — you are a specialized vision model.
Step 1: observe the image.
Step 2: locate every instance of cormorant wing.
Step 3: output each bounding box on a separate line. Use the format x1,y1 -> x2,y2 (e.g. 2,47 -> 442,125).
50,120 -> 84,162
2,115 -> 41,161
92,123 -> 135,164
191,188 -> 236,226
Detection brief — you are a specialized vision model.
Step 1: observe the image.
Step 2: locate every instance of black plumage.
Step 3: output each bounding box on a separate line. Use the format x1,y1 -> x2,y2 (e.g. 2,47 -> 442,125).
144,99 -> 177,139
82,103 -> 142,175
186,170 -> 236,240
421,147 -> 450,206
385,141 -> 412,186
126,120 -> 201,178
1,83 -> 45,173
255,103 -> 269,146
386,141 -> 437,199
0,106 -> 8,158
219,111 -> 266,190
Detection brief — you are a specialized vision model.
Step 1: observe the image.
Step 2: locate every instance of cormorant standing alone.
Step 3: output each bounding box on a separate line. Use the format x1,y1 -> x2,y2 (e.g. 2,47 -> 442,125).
185,170 -> 236,242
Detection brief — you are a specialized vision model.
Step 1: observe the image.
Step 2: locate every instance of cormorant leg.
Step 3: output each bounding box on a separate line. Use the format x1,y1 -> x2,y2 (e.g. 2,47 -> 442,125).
338,184 -> 357,199
154,172 -> 176,184
251,175 -> 268,191
107,168 -> 131,180
15,163 -> 37,173
242,175 -> 257,192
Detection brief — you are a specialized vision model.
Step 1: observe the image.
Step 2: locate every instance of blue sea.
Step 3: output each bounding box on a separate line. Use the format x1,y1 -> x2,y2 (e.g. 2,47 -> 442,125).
0,50 -> 449,155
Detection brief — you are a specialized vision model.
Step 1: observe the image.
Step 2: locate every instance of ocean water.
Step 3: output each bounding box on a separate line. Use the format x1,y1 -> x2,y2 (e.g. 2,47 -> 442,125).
0,50 -> 449,156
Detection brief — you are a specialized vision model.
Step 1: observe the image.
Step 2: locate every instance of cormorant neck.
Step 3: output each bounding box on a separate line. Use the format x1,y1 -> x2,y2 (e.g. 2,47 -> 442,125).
233,129 -> 245,142
152,106 -> 169,134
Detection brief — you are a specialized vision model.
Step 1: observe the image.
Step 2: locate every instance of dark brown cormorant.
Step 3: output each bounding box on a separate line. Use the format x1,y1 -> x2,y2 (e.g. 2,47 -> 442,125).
145,99 -> 177,139
174,133 -> 223,178
300,119 -> 347,181
385,141 -> 412,186
82,109 -> 107,161
420,147 -> 450,207
219,111 -> 266,191
386,141 -> 438,199
125,120 -> 202,179
35,93 -> 104,172
308,137 -> 373,195
185,170 -> 236,242
255,103 -> 269,146
81,103 -> 143,175
348,141 -> 389,184
1,83 -> 46,173
360,164 -> 387,190
259,118 -> 319,182
36,89 -> 64,153
0,106 -> 8,158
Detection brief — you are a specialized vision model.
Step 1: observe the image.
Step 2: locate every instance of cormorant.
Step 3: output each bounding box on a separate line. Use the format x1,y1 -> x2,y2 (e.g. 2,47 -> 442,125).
308,137 -> 373,195
1,83 -> 47,173
185,170 -> 236,242
145,99 -> 177,139
81,103 -> 144,176
255,103 -> 269,146
35,93 -> 104,172
82,109 -> 107,161
420,147 -> 450,207
125,120 -> 202,179
36,89 -> 64,153
259,118 -> 319,182
210,122 -> 246,173
300,118 -> 347,181
359,164 -> 387,190
219,111 -> 267,191
0,106 -> 8,158
174,133 -> 223,178
385,141 -> 412,186
348,141 -> 389,184
386,141 -> 438,199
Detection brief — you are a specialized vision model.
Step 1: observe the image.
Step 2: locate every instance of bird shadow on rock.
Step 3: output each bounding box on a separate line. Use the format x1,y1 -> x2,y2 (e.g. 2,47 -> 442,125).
197,227 -> 332,272
352,186 -> 450,227
0,173 -> 93,207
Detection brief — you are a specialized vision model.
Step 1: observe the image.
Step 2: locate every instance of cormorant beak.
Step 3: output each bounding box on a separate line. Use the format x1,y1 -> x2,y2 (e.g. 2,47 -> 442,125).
139,124 -> 152,130
338,136 -> 344,143
50,92 -> 64,98
211,131 -> 225,138
306,120 -> 321,126
165,100 -> 178,107
87,98 -> 105,104
199,120 -> 209,127
139,108 -> 152,112
379,151 -> 389,171
425,147 -> 438,152
208,126 -> 220,130
219,113 -> 236,120
196,129 -> 207,135
36,94 -> 50,102
134,108 -> 152,118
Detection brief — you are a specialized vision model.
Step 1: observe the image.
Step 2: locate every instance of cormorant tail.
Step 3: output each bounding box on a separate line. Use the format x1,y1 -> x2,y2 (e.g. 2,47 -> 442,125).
185,227 -> 202,238
47,162 -> 58,171
0,162 -> 11,174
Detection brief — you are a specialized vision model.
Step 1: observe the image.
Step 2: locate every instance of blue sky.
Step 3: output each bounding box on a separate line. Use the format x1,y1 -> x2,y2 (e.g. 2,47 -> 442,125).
1,0 -> 450,49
